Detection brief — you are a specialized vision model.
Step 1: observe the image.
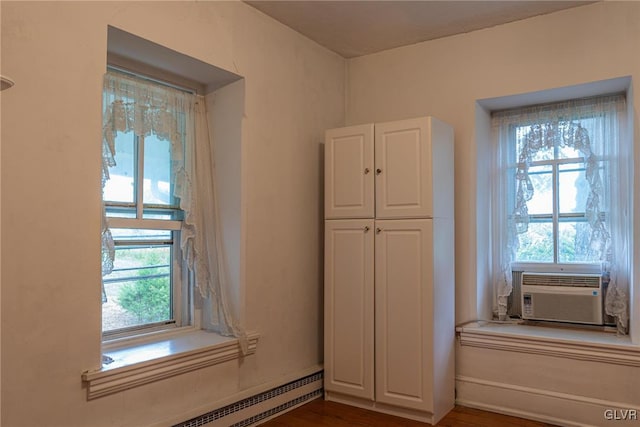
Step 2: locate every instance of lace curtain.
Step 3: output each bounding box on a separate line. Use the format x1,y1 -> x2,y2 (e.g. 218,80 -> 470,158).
102,71 -> 246,349
491,94 -> 629,334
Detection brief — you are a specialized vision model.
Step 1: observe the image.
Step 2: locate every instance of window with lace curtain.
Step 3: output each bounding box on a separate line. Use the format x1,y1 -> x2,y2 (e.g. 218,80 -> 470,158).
491,93 -> 630,334
100,65 -> 247,347
101,69 -> 193,337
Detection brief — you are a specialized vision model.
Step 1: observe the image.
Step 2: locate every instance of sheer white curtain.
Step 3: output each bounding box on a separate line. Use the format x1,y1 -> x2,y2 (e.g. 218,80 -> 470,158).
491,115 -> 518,320
102,71 -> 246,347
491,94 -> 629,334
190,98 -> 247,351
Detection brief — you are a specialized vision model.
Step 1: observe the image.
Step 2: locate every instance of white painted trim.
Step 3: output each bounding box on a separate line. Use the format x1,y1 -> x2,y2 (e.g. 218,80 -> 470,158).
106,217 -> 182,230
458,375 -> 640,411
458,324 -> 640,366
456,375 -> 640,427
82,331 -> 259,400
324,391 -> 435,424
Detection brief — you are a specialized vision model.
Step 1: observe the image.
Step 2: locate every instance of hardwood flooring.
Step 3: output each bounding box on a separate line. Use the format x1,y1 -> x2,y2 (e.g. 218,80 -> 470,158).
259,398 -> 558,427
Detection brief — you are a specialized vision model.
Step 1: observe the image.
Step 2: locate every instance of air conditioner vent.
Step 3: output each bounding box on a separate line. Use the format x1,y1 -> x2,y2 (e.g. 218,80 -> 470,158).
522,272 -> 600,288
520,272 -> 603,325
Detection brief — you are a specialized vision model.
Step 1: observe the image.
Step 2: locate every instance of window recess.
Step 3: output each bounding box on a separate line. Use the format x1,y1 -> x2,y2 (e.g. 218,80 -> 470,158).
491,93 -> 629,333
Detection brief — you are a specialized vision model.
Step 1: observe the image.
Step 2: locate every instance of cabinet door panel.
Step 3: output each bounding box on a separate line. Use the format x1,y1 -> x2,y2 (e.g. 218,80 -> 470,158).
325,124 -> 374,219
324,220 -> 375,400
375,118 -> 432,218
375,219 -> 433,412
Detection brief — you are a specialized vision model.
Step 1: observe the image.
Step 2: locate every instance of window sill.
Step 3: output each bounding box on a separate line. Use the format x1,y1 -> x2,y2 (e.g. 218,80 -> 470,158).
82,330 -> 260,400
456,322 -> 639,367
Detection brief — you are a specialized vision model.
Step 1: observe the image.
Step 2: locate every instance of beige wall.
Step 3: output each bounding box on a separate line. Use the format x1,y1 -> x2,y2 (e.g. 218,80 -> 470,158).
0,2 -> 344,426
346,1 -> 640,327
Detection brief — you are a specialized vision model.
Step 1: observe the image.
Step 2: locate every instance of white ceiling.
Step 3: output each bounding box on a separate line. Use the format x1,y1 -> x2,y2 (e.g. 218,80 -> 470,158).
245,1 -> 596,58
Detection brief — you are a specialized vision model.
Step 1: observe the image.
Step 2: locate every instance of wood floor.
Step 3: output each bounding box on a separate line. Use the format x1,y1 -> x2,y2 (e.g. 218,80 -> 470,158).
260,398 -> 558,427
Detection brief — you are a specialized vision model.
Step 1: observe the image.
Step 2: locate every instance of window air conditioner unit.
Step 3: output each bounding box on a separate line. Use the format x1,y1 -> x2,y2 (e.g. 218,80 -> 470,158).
521,272 -> 603,325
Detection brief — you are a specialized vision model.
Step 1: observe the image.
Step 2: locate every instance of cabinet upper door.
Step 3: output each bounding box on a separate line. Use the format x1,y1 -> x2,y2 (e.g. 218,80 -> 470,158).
325,124 -> 375,219
324,219 -> 375,400
375,118 -> 432,219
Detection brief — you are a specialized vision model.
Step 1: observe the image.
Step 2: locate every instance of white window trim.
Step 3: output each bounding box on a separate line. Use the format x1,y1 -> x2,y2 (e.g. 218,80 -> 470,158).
457,323 -> 640,367
108,217 -> 182,230
83,330 -> 260,400
511,262 -> 602,275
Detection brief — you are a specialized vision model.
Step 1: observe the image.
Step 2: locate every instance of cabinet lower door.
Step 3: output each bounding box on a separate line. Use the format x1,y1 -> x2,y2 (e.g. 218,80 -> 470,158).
374,219 -> 433,412
324,219 -> 375,400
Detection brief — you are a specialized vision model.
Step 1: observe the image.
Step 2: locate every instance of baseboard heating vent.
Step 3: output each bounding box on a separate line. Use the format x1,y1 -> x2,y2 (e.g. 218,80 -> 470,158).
231,391 -> 322,427
173,371 -> 323,427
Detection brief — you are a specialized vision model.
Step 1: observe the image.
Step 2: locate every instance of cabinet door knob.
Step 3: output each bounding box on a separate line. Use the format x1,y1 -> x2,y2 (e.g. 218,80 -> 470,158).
376,168 -> 382,175
364,226 -> 370,232
376,227 -> 382,234
364,168 -> 370,174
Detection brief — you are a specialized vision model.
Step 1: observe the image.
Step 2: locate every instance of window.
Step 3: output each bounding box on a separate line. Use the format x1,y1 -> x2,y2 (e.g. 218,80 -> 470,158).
508,117 -> 605,264
86,31 -> 252,396
101,64 -> 247,348
491,93 -> 630,333
101,70 -> 193,338
102,130 -> 188,335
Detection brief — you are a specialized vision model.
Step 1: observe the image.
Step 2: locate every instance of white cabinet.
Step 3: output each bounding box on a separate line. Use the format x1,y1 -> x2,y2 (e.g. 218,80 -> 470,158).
323,117 -> 455,425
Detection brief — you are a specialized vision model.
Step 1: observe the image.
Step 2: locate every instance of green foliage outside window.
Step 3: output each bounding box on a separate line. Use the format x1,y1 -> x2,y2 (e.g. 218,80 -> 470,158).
117,249 -> 171,324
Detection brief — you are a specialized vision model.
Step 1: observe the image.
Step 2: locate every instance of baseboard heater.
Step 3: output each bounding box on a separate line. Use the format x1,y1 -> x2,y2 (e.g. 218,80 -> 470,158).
173,371 -> 323,427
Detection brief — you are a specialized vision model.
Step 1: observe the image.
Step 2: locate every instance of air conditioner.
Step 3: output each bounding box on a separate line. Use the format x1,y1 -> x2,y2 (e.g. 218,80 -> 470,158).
520,272 -> 603,325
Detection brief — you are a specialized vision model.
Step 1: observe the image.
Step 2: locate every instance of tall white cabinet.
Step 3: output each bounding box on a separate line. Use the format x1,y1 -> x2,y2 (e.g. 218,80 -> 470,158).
324,117 -> 455,424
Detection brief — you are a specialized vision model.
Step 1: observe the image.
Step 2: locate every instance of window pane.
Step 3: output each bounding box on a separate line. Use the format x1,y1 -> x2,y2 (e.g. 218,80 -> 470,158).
105,209 -> 136,219
516,125 -> 553,162
516,222 -> 553,262
557,144 -> 582,159
526,165 -> 552,215
104,132 -> 136,203
558,220 -> 597,263
143,134 -> 173,206
559,164 -> 588,214
102,245 -> 172,333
